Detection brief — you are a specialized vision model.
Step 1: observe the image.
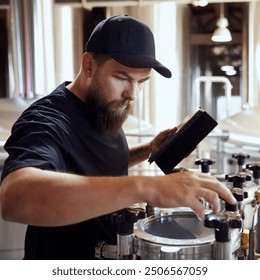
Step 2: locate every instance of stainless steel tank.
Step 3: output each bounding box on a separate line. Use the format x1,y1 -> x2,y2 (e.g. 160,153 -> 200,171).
134,208 -> 241,260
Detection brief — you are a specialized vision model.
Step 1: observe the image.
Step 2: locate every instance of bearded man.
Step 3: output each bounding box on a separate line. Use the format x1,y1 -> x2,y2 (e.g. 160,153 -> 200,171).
0,15 -> 236,260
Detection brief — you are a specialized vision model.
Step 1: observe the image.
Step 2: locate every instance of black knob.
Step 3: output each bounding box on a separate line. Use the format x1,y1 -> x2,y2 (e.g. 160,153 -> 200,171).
232,153 -> 250,166
215,222 -> 230,242
204,214 -> 241,242
232,192 -> 244,201
110,208 -> 146,235
195,158 -> 215,173
225,202 -> 238,212
246,162 -> 260,179
225,172 -> 252,188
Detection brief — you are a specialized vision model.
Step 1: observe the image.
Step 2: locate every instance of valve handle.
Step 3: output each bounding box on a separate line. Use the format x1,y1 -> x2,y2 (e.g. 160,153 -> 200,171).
225,172 -> 252,188
225,202 -> 238,212
110,207 -> 146,235
232,153 -> 250,166
195,158 -> 215,173
204,213 -> 241,242
204,216 -> 241,230
246,162 -> 260,179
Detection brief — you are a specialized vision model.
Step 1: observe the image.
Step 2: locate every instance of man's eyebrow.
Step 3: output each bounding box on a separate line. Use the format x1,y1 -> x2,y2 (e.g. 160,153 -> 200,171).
112,71 -> 150,82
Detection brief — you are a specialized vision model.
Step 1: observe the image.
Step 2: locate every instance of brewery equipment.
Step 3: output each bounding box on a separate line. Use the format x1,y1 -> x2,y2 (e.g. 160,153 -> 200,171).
96,154 -> 260,260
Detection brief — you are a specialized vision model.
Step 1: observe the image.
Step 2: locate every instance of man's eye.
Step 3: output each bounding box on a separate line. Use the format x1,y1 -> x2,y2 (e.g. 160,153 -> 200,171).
115,76 -> 127,81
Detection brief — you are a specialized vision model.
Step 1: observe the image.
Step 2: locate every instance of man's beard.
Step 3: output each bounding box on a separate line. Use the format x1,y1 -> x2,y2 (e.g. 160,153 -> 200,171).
84,80 -> 132,132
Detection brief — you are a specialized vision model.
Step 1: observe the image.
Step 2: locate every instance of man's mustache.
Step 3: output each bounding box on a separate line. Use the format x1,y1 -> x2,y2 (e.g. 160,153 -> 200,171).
108,99 -> 132,108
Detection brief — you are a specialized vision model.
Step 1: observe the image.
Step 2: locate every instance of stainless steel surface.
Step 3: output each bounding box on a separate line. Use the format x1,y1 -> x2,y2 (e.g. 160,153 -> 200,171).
214,241 -> 232,260
95,242 -> 117,260
256,207 -> 260,254
249,229 -> 256,260
134,208 -> 242,260
241,182 -> 259,230
219,105 -> 260,147
134,209 -> 215,260
117,234 -> 134,260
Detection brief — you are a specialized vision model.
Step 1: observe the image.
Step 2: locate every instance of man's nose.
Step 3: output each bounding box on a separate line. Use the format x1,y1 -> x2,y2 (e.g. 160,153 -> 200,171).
122,82 -> 141,101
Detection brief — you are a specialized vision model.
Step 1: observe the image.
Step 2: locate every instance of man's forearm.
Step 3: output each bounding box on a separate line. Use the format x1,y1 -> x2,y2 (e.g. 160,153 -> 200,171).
0,167 -> 145,227
129,142 -> 151,167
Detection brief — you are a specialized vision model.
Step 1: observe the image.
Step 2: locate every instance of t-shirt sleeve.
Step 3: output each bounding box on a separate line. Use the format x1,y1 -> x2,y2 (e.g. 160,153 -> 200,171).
1,117 -> 67,181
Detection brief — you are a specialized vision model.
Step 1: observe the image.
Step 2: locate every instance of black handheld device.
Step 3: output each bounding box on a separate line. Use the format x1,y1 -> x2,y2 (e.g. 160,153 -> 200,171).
148,108 -> 218,174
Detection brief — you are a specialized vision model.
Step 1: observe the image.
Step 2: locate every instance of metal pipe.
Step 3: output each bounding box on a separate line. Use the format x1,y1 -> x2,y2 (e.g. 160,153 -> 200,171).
195,76 -> 233,118
95,242 -> 117,259
117,234 -> 134,260
214,241 -> 232,260
248,229 -> 256,259
23,0 -> 31,98
255,202 -> 260,254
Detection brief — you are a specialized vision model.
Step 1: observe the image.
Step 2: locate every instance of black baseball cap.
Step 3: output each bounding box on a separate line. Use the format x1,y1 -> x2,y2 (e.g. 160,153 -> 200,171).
85,15 -> 172,78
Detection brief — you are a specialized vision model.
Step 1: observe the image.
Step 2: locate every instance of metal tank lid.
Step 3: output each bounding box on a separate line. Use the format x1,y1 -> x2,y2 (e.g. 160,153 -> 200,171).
218,105 -> 260,147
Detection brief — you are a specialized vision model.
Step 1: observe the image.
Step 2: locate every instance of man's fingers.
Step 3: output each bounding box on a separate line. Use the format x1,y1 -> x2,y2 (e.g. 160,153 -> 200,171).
192,173 -> 237,205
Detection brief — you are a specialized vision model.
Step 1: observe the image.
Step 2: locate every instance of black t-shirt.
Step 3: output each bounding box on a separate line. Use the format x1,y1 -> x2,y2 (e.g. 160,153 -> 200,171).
1,82 -> 130,259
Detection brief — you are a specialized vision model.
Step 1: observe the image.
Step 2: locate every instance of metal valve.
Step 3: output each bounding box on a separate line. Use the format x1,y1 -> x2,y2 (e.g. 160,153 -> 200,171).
225,172 -> 252,188
232,153 -> 250,172
95,208 -> 146,260
246,162 -> 260,183
225,172 -> 252,203
110,207 -> 146,235
110,207 -> 146,259
246,162 -> 260,257
205,203 -> 241,240
204,208 -> 242,259
195,158 -> 215,174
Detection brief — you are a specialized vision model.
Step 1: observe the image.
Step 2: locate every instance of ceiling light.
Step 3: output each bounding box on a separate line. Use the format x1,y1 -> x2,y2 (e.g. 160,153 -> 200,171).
221,65 -> 234,72
192,0 -> 208,7
211,3 -> 232,43
226,69 -> 237,76
220,56 -> 234,72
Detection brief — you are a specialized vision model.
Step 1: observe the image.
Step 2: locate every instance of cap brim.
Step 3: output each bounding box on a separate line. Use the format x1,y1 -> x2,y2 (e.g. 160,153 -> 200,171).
109,53 -> 172,78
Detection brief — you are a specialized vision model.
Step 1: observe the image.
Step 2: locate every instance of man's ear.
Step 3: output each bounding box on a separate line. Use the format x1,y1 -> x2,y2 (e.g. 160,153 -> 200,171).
82,52 -> 94,77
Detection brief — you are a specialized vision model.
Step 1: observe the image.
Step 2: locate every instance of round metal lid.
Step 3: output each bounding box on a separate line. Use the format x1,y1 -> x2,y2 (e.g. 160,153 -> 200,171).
134,209 -> 215,246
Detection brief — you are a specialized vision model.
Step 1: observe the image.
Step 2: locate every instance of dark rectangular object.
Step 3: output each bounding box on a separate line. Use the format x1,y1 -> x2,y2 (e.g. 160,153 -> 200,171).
148,108 -> 218,174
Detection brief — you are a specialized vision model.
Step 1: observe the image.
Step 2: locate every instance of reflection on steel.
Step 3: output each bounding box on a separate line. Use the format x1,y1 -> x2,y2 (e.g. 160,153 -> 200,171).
219,105 -> 260,146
